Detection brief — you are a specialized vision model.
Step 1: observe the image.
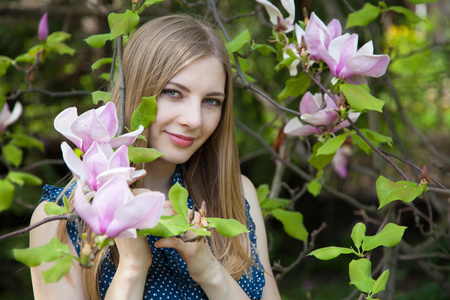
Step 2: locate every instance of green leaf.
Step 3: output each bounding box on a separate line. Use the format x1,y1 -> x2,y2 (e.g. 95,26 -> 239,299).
0,56 -> 12,77
10,133 -> 44,151
138,215 -> 189,238
387,6 -> 423,23
130,95 -> 157,131
362,223 -> 407,251
127,147 -> 163,164
46,41 -> 75,56
41,255 -> 73,284
0,179 -> 15,212
256,184 -> 270,203
373,269 -> 390,295
308,141 -> 334,170
346,3 -> 381,28
271,209 -> 308,241
46,31 -> 71,43
260,198 -> 290,210
6,171 -> 42,186
13,237 -> 73,267
253,43 -> 277,56
138,0 -> 166,12
341,84 -> 384,113
274,56 -> 296,72
317,134 -> 350,156
84,33 -> 111,48
349,258 -> 376,294
351,223 -> 366,250
3,144 -> 23,167
91,57 -> 113,71
91,91 -> 112,105
44,202 -> 70,216
309,246 -> 355,260
307,180 -> 322,197
278,73 -> 311,100
376,176 -> 424,209
207,218 -> 249,237
357,129 -> 393,148
169,183 -> 189,219
108,10 -> 140,40
226,29 -> 251,54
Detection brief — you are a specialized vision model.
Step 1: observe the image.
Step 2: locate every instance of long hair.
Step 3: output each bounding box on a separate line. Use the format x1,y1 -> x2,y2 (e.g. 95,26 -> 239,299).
57,15 -> 250,299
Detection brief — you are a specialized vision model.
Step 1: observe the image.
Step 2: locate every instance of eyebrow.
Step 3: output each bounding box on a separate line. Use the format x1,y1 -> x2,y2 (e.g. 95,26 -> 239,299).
167,81 -> 226,98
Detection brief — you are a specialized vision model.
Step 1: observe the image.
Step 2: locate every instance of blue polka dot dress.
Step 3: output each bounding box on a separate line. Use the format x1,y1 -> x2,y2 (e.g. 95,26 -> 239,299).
39,166 -> 266,299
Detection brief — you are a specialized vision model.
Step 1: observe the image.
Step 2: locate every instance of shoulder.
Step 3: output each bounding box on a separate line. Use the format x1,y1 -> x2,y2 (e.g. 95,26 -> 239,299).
240,175 -> 262,226
30,201 -> 59,247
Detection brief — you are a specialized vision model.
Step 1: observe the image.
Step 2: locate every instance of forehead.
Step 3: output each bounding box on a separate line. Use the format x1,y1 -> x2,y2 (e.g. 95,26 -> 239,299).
167,57 -> 226,94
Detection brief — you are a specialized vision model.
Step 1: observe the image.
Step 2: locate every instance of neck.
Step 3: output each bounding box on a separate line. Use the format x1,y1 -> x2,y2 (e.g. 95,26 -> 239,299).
142,159 -> 177,198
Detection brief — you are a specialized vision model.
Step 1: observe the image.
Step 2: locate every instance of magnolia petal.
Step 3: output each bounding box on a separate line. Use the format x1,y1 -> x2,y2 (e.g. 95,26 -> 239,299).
299,92 -> 321,114
344,53 -> 390,79
109,145 -> 129,169
332,112 -> 360,132
38,13 -> 49,42
71,110 -> 111,152
54,107 -> 83,150
93,176 -> 131,234
83,142 -> 109,191
356,41 -> 374,56
332,148 -> 348,178
295,23 -> 305,44
74,183 -> 101,235
61,142 -> 83,179
106,191 -> 164,238
4,102 -> 23,126
284,117 -> 322,136
281,0 -> 296,23
256,0 -> 283,26
96,102 -> 118,139
96,167 -> 134,189
305,12 -> 330,60
0,103 -> 10,125
327,19 -> 342,39
109,125 -> 144,149
301,109 -> 340,126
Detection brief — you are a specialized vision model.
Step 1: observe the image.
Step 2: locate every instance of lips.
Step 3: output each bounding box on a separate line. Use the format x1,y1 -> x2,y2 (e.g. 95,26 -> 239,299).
165,132 -> 195,147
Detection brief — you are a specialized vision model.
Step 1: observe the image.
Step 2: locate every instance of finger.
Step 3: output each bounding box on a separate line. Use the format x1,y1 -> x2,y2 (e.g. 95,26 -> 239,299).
161,201 -> 176,216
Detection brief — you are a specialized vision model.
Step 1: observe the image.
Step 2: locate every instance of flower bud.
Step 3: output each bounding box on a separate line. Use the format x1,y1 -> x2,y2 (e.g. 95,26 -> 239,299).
38,13 -> 49,42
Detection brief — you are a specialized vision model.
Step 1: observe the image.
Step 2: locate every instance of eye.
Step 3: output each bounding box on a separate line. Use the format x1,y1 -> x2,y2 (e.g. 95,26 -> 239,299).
161,89 -> 181,98
203,98 -> 223,106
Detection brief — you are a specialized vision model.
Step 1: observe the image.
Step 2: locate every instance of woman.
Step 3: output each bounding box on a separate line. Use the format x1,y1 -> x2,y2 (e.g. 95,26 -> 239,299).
30,14 -> 280,300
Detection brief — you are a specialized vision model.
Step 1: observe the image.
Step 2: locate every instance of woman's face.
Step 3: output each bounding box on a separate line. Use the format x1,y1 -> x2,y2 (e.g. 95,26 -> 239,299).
148,56 -> 226,166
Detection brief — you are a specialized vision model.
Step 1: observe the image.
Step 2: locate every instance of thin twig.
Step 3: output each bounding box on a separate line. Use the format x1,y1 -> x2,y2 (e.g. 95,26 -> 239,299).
0,215 -> 69,242
235,117 -> 377,213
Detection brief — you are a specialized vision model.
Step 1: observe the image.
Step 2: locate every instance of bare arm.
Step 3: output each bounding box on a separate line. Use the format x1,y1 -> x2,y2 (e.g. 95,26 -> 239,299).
30,201 -> 86,300
241,175 -> 281,300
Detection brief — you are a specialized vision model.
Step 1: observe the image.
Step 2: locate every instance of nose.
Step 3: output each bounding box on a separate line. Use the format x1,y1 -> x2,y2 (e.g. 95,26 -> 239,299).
178,99 -> 202,129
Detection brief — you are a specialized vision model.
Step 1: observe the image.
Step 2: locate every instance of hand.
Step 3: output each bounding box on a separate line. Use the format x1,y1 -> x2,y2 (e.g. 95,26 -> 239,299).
154,230 -> 220,285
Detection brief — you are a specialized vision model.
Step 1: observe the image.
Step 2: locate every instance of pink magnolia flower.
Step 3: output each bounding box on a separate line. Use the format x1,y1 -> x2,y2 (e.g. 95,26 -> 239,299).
54,102 -> 143,153
318,34 -> 390,84
332,146 -> 352,178
74,175 -> 164,239
0,102 -> 23,133
284,92 -> 360,137
303,12 -> 343,62
256,0 -> 295,33
61,141 -> 145,192
38,13 -> 49,42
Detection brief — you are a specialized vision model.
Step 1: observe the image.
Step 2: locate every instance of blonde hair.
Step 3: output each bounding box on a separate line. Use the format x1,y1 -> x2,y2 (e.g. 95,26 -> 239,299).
57,14 -> 251,299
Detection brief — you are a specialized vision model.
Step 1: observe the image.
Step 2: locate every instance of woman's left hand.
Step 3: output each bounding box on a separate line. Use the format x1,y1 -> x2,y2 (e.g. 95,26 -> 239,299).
153,207 -> 220,285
